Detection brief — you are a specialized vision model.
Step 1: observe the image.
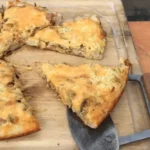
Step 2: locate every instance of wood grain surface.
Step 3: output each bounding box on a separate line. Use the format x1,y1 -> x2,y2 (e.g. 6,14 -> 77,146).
129,22 -> 150,100
0,0 -> 149,150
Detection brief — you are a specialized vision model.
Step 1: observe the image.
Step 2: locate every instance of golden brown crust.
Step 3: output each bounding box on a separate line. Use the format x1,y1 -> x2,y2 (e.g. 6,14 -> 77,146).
0,125 -> 40,139
0,123 -> 40,140
0,0 -> 54,58
26,15 -> 106,60
40,60 -> 129,128
0,60 -> 40,139
89,75 -> 128,128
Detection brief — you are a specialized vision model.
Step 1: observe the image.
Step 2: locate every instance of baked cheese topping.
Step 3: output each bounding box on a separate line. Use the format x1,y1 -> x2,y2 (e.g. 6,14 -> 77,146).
26,16 -> 106,59
0,60 -> 40,139
0,0 -> 53,57
41,61 -> 129,128
4,2 -> 50,31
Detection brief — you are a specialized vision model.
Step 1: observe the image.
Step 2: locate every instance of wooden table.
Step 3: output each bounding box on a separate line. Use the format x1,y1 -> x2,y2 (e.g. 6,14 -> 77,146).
129,22 -> 150,99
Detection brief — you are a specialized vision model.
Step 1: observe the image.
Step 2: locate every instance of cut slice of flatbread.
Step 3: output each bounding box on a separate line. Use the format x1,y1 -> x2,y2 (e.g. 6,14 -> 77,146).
40,59 -> 130,128
0,0 -> 55,58
26,15 -> 106,60
0,60 -> 40,139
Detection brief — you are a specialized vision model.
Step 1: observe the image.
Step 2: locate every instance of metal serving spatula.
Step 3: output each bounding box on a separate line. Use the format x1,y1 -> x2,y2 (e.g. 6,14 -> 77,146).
67,109 -> 119,150
67,74 -> 150,150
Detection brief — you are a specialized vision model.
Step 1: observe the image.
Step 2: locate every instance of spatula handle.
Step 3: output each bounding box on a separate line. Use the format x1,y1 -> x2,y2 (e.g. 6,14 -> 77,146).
119,130 -> 150,145
128,74 -> 150,114
119,74 -> 150,145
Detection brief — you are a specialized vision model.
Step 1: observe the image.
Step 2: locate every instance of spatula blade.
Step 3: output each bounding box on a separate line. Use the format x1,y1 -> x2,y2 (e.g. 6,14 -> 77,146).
67,108 -> 119,150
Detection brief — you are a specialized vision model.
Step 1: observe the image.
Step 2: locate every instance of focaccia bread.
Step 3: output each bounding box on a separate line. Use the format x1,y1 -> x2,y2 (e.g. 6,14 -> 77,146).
0,0 -> 55,58
40,59 -> 130,128
26,15 -> 106,59
0,60 -> 40,139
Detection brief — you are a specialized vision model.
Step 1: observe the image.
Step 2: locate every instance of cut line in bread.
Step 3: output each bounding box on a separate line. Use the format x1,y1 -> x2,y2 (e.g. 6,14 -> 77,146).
26,15 -> 106,60
0,0 -> 55,58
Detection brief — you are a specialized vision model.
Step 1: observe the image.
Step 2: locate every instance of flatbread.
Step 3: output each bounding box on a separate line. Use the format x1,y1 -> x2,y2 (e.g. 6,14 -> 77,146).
0,60 -> 40,139
26,15 -> 106,60
40,59 -> 130,128
0,0 -> 54,58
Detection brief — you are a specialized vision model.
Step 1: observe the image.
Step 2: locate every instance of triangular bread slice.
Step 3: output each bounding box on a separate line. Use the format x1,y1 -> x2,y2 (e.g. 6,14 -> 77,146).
0,60 -> 40,139
40,59 -> 130,128
0,0 -> 55,58
26,15 -> 106,60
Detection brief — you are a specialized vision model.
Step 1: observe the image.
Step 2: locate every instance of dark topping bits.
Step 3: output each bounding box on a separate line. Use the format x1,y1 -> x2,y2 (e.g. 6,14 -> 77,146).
66,78 -> 74,83
8,115 -> 19,124
45,42 -> 49,46
111,86 -> 115,92
0,118 -> 7,125
48,82 -> 56,90
81,99 -> 88,113
31,27 -> 41,36
23,107 -> 27,111
27,29 -> 31,33
6,23 -> 14,28
80,44 -> 84,48
123,59 -> 131,67
0,5 -> 4,18
81,97 -> 101,113
114,76 -> 120,83
62,62 -> 70,65
67,90 -> 76,98
15,73 -> 20,79
16,100 -> 21,103
7,81 -> 15,87
3,18 -> 8,23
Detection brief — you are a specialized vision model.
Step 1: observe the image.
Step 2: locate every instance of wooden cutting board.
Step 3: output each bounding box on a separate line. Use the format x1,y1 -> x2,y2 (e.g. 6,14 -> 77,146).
0,0 -> 150,150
